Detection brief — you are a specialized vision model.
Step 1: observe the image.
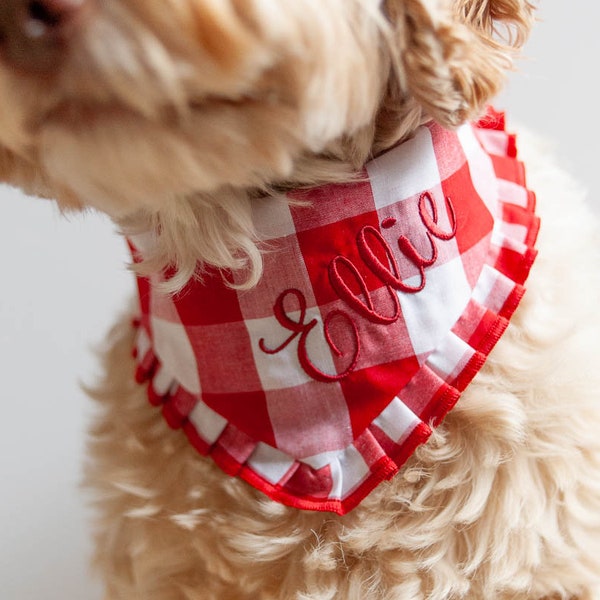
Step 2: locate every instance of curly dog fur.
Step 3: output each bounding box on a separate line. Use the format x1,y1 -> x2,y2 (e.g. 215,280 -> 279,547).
1,1 -> 600,598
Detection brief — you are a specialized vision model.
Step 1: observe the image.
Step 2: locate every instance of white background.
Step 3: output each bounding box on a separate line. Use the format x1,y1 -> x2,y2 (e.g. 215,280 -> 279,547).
0,4 -> 597,599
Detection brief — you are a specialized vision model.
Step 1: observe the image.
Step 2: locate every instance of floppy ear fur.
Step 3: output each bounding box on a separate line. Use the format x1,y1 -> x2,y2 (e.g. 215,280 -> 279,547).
383,0 -> 535,129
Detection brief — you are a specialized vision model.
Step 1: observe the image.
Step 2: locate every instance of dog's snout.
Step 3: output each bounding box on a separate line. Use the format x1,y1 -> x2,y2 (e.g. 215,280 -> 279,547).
0,0 -> 86,73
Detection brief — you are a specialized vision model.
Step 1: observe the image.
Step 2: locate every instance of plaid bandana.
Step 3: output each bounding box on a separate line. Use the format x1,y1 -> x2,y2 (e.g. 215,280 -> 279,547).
132,110 -> 539,515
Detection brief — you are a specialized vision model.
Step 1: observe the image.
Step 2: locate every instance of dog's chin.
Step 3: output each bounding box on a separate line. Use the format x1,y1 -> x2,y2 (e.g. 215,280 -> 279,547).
27,100 -> 228,217
27,88 -> 306,218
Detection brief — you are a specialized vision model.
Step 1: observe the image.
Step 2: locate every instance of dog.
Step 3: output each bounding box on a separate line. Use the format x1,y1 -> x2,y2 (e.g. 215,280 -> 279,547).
2,0 -> 600,598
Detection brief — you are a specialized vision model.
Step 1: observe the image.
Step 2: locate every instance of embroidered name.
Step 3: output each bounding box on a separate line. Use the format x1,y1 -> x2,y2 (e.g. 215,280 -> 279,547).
259,192 -> 457,382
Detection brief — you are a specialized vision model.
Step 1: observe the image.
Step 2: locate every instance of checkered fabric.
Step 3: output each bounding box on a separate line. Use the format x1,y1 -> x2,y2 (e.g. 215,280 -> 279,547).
131,109 -> 539,515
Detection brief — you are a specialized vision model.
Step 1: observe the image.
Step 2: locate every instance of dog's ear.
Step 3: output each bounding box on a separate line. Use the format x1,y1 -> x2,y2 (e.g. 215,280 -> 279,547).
384,0 -> 535,127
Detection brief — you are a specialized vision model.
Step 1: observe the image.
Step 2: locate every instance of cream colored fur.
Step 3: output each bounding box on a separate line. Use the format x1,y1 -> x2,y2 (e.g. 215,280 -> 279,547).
2,0 -> 600,598
85,133 -> 600,600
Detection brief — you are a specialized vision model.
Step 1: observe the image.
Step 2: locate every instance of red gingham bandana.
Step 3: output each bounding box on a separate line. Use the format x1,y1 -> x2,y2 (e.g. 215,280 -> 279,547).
132,110 -> 539,515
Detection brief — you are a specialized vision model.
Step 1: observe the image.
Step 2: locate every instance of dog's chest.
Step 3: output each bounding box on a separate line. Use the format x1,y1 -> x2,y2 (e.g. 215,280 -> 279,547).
131,110 -> 539,515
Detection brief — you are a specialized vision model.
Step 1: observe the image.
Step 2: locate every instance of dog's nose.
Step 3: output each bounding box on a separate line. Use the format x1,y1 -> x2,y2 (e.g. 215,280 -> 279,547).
0,0 -> 85,73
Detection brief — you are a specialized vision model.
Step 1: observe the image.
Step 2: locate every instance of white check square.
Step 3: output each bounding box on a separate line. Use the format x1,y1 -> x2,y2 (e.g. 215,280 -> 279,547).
367,127 -> 440,210
398,253 -> 471,356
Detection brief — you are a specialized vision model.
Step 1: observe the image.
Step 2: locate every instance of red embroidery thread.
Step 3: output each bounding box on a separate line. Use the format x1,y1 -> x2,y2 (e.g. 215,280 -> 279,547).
259,289 -> 360,383
258,289 -> 313,354
419,192 -> 457,240
260,193 -> 457,381
329,255 -> 401,324
358,225 -> 427,293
